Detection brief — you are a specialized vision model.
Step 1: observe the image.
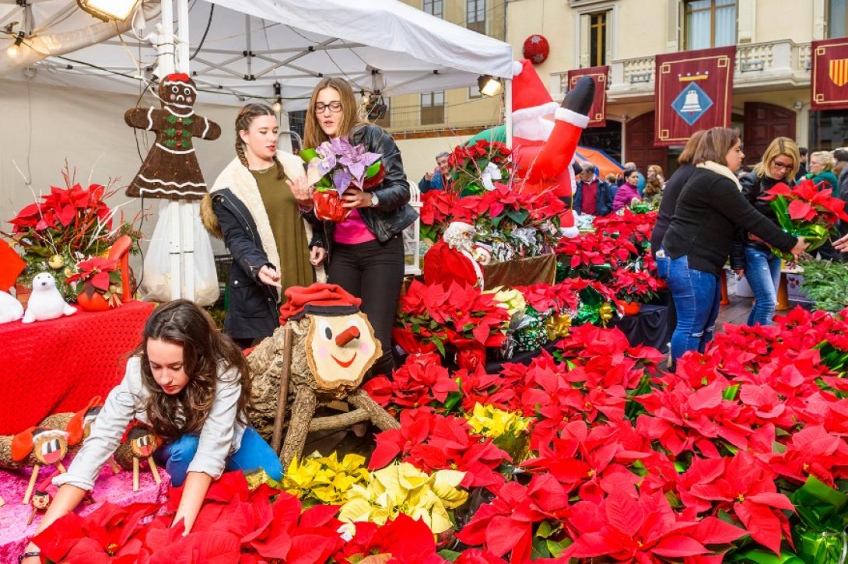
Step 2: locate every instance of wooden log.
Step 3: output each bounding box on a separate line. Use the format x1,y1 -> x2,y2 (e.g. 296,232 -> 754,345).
271,326 -> 293,454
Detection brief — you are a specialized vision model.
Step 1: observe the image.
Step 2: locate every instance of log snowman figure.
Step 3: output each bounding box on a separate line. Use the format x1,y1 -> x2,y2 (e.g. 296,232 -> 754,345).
248,283 -> 400,468
114,423 -> 162,492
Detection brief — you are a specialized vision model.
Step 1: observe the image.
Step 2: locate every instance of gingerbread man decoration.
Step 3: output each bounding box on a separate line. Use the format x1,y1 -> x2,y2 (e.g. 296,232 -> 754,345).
124,73 -> 221,200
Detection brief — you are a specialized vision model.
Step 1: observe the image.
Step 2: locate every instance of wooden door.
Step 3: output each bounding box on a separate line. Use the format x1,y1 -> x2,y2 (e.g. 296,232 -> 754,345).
624,111 -> 668,172
743,102 -> 796,166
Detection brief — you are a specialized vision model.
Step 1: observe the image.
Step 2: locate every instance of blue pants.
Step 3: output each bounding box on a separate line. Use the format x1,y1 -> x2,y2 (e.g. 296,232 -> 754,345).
665,254 -> 721,367
155,427 -> 283,487
744,246 -> 782,326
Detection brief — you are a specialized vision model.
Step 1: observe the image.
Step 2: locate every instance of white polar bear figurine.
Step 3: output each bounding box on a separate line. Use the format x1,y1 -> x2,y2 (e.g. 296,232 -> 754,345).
0,290 -> 24,324
22,273 -> 76,323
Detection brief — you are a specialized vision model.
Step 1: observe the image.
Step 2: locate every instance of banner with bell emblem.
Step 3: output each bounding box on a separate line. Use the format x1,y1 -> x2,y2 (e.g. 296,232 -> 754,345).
654,46 -> 736,147
811,38 -> 848,110
566,66 -> 608,128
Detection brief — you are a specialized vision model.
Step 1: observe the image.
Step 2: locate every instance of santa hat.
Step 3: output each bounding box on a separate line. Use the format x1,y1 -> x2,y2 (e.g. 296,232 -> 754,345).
279,283 -> 362,323
12,427 -> 69,461
511,60 -> 559,130
66,396 -> 104,446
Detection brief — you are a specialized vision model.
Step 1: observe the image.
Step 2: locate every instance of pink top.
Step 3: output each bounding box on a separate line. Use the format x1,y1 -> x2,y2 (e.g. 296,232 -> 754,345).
334,209 -> 377,244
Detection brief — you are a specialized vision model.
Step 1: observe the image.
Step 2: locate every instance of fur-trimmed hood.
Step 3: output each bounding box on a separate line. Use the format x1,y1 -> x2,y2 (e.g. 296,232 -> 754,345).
201,151 -> 305,273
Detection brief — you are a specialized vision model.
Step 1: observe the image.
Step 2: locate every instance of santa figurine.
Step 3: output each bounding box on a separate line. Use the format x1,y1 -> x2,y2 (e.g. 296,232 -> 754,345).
423,221 -> 491,290
468,60 -> 595,229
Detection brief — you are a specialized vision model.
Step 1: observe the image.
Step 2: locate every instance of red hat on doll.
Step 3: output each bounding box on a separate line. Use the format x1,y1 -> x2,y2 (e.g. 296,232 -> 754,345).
278,283 -> 362,323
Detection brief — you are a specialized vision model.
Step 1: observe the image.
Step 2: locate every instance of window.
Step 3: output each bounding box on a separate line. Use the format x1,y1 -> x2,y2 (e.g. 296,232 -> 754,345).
423,0 -> 443,17
421,91 -> 445,125
589,12 -> 607,66
684,0 -> 736,50
467,0 -> 486,34
830,0 -> 848,37
469,85 -> 482,99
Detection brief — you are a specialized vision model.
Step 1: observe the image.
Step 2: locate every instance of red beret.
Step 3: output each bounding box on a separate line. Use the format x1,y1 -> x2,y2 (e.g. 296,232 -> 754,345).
278,283 -> 362,323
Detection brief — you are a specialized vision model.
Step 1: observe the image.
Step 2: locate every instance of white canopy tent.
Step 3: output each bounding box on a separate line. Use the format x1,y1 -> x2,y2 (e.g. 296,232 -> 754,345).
0,0 -> 514,109
0,0 -> 515,300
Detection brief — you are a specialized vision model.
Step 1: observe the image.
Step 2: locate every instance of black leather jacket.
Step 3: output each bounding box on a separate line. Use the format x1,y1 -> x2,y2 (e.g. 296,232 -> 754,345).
303,124 -> 418,258
730,172 -> 785,268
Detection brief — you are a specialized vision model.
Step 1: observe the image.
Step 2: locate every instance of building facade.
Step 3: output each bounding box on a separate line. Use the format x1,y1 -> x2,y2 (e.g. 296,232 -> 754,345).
510,0 -> 842,173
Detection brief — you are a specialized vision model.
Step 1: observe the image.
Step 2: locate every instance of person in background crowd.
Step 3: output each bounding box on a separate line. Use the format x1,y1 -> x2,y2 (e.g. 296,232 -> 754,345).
647,164 -> 665,186
734,137 -> 801,326
807,151 -> 838,192
19,300 -> 283,564
642,175 -> 663,207
619,161 -> 647,196
612,167 -> 642,212
657,127 -> 806,369
418,151 -> 452,194
650,130 -> 706,257
201,103 -> 314,349
302,77 -> 417,380
816,149 -> 848,261
796,147 -> 808,182
573,162 -> 614,216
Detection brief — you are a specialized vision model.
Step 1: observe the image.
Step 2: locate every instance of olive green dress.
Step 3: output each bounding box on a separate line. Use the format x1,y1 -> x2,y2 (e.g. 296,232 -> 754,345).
252,169 -> 313,299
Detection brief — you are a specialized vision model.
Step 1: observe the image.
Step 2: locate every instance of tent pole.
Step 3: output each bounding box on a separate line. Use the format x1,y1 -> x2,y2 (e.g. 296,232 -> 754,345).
505,79 -> 513,149
175,0 -> 196,301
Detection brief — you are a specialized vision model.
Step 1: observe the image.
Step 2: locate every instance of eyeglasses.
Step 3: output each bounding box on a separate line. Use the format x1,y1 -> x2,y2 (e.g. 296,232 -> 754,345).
772,160 -> 793,170
315,101 -> 342,114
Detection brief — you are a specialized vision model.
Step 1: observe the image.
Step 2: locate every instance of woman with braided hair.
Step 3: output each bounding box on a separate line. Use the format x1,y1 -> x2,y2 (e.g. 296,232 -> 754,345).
201,103 -> 316,347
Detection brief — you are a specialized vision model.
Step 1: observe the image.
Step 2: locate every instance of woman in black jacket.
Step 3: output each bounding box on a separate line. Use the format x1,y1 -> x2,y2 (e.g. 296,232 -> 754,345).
734,137 -> 801,326
301,77 -> 418,378
658,128 -> 807,368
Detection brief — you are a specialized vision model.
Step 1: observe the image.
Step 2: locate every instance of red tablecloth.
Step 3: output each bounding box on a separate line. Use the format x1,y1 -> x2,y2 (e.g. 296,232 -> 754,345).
0,300 -> 155,435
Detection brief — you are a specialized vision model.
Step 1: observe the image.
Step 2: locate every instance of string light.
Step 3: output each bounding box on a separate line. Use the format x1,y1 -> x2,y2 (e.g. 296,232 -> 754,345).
6,31 -> 24,58
272,82 -> 282,113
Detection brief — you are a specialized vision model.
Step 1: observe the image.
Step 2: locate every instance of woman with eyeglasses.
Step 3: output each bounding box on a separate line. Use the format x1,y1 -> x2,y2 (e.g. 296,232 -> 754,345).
201,103 -> 316,348
301,77 -> 417,379
732,137 -> 801,326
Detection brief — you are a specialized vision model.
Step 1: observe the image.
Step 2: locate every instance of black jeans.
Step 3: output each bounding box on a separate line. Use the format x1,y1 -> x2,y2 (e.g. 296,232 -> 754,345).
327,236 -> 405,377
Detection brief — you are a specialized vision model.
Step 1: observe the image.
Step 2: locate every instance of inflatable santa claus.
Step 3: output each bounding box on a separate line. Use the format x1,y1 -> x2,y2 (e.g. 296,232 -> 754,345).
468,60 -> 595,227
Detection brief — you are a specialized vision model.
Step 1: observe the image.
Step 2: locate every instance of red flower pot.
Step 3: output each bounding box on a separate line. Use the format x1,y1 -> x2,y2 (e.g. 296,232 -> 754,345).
76,291 -> 112,312
622,301 -> 641,316
313,191 -> 350,223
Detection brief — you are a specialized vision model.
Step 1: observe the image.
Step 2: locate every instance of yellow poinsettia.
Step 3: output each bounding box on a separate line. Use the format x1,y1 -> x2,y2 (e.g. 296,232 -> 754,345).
283,452 -> 370,505
486,286 -> 526,318
338,462 -> 468,534
465,403 -> 532,462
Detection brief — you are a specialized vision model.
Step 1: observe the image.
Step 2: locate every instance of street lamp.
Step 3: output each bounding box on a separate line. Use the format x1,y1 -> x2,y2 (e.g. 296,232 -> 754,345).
477,75 -> 503,97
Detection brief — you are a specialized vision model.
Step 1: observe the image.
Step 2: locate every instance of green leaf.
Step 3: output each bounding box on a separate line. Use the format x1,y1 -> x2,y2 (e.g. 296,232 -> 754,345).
300,148 -> 319,162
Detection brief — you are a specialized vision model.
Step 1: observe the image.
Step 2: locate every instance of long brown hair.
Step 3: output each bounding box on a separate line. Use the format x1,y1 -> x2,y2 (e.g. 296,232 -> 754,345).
135,300 -> 252,439
303,77 -> 362,149
235,103 -> 285,180
678,130 -> 706,165
692,127 -> 740,167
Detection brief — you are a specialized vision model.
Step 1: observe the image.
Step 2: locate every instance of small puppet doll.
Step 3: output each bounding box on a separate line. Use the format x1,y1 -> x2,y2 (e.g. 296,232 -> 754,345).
124,73 -> 222,200
11,427 -> 69,504
114,422 -> 161,492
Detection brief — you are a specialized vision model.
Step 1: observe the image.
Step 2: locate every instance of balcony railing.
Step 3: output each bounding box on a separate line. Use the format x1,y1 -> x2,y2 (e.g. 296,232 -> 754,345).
550,40 -> 812,99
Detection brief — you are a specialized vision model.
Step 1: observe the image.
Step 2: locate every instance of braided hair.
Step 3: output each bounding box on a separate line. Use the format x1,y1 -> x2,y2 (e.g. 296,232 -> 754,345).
234,103 -> 285,180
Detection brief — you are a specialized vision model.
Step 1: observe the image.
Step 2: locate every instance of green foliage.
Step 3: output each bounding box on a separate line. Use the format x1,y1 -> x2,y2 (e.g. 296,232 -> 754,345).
798,258 -> 848,313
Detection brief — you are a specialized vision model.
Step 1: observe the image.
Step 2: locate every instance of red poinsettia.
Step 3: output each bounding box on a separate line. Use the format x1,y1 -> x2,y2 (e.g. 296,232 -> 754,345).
332,514 -> 447,564
562,489 -> 745,562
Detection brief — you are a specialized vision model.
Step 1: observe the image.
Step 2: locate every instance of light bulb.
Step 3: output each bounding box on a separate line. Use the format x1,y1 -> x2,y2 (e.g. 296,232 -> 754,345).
273,98 -> 282,113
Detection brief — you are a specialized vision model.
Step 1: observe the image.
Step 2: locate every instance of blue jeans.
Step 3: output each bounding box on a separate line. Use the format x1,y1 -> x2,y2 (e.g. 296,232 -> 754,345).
155,427 -> 283,487
665,255 -> 721,366
744,246 -> 782,326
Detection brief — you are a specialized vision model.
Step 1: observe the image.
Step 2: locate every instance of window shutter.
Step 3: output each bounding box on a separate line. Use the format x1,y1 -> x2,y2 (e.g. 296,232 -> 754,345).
738,0 -> 754,43
813,0 -> 826,40
604,11 -> 613,65
580,13 -> 590,68
666,0 -> 680,52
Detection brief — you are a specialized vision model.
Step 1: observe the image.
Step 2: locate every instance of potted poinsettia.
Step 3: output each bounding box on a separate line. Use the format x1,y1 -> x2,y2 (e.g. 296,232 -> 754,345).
65,257 -> 123,311
301,137 -> 383,222
609,268 -> 659,315
763,177 -> 848,260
